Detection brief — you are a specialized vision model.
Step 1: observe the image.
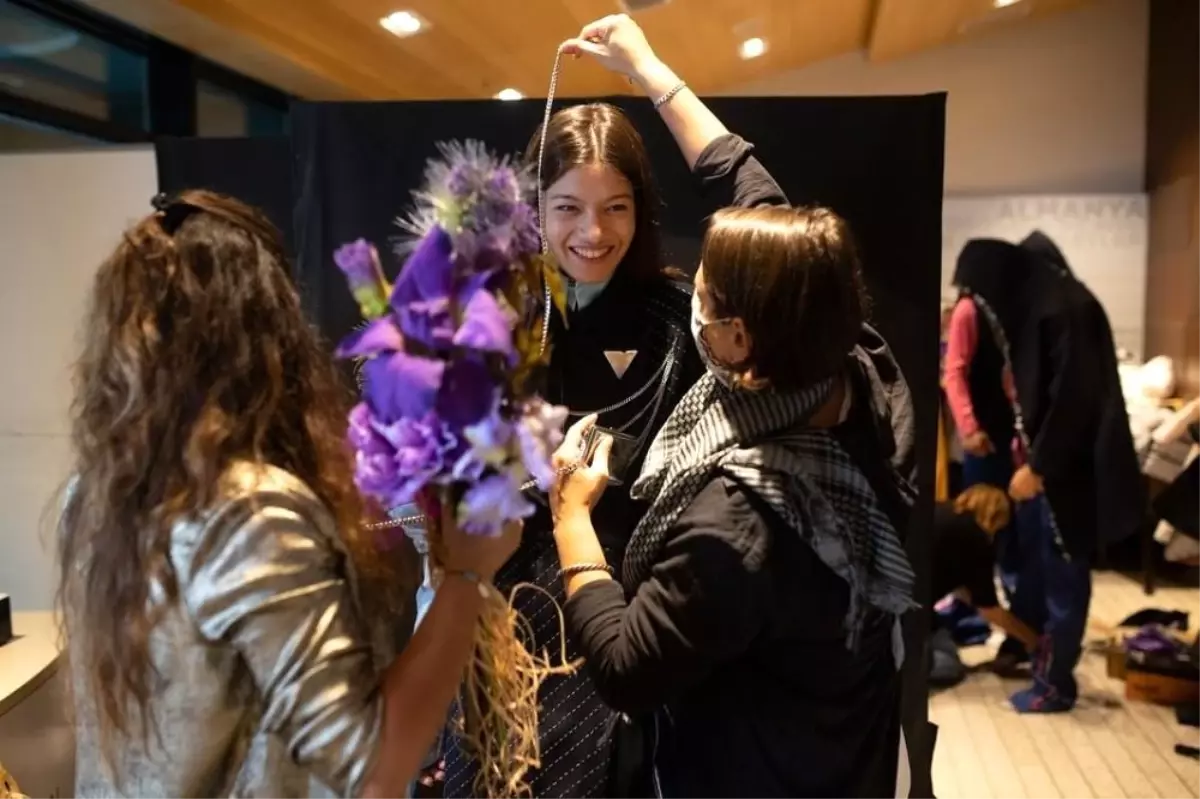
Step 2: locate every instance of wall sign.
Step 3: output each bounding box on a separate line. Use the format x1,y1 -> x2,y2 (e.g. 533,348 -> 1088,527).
943,194 -> 1148,359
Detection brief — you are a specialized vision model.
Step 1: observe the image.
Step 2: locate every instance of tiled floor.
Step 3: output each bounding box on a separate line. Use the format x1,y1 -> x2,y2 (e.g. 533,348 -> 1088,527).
930,571 -> 1200,799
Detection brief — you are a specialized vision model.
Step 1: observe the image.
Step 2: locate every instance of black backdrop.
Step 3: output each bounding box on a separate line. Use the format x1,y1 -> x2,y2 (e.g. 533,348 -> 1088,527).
157,93 -> 945,797
155,135 -> 296,256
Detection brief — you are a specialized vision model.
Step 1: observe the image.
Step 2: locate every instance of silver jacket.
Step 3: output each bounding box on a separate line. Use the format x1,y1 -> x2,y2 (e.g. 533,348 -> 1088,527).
68,463 -> 415,798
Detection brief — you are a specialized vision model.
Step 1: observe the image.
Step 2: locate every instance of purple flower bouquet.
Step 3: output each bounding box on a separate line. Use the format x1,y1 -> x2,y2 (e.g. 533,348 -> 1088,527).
331,142 -> 573,797
334,141 -> 568,538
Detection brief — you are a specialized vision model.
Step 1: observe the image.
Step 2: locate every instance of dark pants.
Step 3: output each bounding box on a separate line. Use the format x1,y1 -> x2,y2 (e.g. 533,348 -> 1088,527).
1008,495 -> 1093,701
961,451 -> 1020,581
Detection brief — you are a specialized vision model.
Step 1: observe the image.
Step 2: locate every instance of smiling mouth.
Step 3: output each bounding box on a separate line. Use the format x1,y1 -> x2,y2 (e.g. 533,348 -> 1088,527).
569,245 -> 615,261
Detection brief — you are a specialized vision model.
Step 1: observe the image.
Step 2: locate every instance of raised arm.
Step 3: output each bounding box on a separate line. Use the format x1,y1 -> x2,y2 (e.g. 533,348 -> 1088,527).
563,14 -> 787,207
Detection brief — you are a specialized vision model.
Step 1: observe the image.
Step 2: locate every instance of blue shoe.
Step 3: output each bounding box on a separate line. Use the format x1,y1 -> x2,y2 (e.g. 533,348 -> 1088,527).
1010,684 -> 1074,713
1010,635 -> 1076,713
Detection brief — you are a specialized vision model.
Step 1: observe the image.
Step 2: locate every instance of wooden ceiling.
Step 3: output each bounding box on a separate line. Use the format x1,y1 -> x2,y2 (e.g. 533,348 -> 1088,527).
74,0 -> 1097,101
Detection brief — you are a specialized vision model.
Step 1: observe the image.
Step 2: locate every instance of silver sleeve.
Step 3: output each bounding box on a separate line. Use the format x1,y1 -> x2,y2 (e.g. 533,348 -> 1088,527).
177,489 -> 382,797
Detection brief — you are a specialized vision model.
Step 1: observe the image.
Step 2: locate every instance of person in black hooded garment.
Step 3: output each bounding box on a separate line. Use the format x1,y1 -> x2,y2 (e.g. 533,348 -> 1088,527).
1018,230 -> 1145,550
951,237 -> 1107,713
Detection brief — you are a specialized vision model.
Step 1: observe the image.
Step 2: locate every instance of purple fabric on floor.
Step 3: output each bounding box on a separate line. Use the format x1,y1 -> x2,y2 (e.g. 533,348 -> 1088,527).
1124,625 -> 1183,656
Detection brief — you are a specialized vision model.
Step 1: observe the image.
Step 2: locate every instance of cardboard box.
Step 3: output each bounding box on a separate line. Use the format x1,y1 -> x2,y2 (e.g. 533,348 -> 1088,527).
1104,637 -> 1128,680
1123,639 -> 1200,706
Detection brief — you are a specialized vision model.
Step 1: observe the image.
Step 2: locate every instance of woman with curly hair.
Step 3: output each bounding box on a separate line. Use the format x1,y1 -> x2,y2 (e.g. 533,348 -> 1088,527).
59,190 -> 519,798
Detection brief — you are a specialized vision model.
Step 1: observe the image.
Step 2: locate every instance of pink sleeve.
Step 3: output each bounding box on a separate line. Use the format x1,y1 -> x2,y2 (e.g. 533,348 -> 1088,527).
943,297 -> 980,437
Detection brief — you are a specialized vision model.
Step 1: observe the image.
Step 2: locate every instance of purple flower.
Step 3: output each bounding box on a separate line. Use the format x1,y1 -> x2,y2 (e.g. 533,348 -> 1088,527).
348,403 -> 406,501
516,398 -> 569,491
362,351 -> 444,423
348,402 -> 388,453
390,228 -> 456,349
463,399 -> 515,468
335,239 -> 381,287
436,358 -> 498,428
453,288 -> 516,362
467,168 -> 520,230
458,473 -> 535,537
418,142 -> 540,266
374,411 -> 460,505
334,239 -> 390,319
335,316 -> 404,359
336,315 -> 445,423
510,202 -> 541,256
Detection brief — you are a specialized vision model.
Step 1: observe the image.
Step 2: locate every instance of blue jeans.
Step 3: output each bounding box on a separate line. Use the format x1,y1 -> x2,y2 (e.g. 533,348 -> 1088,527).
961,451 -> 1019,583
1009,495 -> 1092,700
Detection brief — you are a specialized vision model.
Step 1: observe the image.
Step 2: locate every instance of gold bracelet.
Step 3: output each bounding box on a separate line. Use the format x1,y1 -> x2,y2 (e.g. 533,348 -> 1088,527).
558,563 -> 614,579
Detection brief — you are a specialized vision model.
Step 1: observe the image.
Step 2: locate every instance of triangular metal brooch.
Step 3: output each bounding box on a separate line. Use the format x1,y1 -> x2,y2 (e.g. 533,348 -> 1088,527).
604,350 -> 638,379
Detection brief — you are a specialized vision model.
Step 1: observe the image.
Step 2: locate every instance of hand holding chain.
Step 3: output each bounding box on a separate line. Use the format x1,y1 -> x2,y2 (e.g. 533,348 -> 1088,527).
366,459 -> 582,531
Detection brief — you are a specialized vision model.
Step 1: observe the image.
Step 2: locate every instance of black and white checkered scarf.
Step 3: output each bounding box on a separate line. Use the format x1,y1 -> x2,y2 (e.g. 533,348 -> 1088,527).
626,371 -> 917,655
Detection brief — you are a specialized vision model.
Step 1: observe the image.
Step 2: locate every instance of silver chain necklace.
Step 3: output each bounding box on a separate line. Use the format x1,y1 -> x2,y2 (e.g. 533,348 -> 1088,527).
971,294 -> 1070,562
535,45 -> 566,357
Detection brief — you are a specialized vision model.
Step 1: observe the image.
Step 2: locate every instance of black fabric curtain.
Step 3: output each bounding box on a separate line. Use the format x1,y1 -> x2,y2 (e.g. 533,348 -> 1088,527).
154,94 -> 946,796
155,135 -> 296,258
291,94 -> 944,797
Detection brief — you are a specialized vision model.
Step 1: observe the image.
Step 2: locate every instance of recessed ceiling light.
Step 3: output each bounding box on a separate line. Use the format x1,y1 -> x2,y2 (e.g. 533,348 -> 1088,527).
739,37 -> 767,60
380,10 -> 423,37
992,0 -> 1023,7
495,88 -> 523,101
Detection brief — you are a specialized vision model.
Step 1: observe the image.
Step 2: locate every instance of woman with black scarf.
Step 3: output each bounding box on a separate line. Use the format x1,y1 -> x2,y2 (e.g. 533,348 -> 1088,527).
545,204 -> 918,796
951,237 -> 1105,713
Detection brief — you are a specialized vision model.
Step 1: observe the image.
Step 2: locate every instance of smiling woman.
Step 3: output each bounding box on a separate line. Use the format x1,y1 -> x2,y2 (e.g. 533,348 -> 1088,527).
544,162 -> 635,283
439,13 -> 792,799
536,104 -> 654,290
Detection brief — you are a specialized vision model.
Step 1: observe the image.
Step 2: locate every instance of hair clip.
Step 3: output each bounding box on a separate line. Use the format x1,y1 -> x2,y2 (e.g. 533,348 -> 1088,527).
151,192 -> 200,235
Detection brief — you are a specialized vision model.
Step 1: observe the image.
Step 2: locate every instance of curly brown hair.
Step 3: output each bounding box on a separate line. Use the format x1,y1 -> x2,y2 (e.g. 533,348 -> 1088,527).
57,190 -> 393,749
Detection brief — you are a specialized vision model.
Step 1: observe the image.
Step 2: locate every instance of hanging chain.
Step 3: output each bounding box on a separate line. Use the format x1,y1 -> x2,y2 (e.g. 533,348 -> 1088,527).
366,462 -> 582,531
567,355 -> 670,421
971,293 -> 1071,562
536,46 -> 567,357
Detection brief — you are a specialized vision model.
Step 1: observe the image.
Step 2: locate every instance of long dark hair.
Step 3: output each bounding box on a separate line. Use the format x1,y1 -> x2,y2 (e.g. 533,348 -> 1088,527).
58,190 -> 388,749
525,103 -> 668,281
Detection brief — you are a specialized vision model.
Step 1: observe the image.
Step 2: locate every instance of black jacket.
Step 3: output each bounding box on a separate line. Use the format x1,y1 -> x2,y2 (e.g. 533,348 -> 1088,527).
565,338 -> 913,798
1019,231 -> 1145,552
953,236 -> 1143,558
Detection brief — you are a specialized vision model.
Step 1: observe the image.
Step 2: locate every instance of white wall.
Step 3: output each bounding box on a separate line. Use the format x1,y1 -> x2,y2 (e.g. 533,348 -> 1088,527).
942,194 -> 1148,358
722,0 -> 1148,196
0,146 -> 157,610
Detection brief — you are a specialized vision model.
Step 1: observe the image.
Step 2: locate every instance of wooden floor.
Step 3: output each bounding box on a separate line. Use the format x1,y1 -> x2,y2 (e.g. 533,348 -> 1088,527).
930,571 -> 1200,799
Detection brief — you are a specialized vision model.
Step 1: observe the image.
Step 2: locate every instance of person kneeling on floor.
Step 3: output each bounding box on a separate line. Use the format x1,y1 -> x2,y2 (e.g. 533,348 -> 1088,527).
931,484 -> 1039,660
